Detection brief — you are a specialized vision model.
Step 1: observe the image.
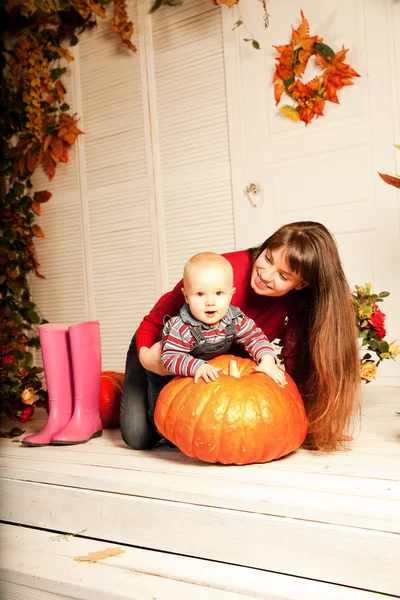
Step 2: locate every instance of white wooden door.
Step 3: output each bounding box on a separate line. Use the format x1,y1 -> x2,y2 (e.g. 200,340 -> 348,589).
222,0 -> 400,382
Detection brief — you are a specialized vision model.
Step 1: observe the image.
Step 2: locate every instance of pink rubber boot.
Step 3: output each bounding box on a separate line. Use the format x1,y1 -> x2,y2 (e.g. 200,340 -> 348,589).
22,324 -> 73,447
51,320 -> 102,445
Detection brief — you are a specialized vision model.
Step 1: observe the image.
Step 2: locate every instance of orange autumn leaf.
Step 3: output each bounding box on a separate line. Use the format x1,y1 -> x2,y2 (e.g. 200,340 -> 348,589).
293,38 -> 318,77
110,0 -> 137,53
75,547 -> 125,563
43,135 -> 52,153
274,79 -> 286,106
50,138 -> 68,163
120,39 -> 136,52
57,113 -> 84,145
291,10 -> 309,45
41,151 -> 56,180
26,150 -> 41,173
32,202 -> 41,215
89,1 -> 106,18
55,80 -> 65,101
211,0 -> 238,5
378,173 -> 400,189
32,224 -> 45,239
322,47 -> 360,101
273,42 -> 295,82
34,190 -> 52,203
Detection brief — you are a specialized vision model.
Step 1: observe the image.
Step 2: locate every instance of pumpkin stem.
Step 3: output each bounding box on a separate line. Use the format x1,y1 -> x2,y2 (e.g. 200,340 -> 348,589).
229,359 -> 241,378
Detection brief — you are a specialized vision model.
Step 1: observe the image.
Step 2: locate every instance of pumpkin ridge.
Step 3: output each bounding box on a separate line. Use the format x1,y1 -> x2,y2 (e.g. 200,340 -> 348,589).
190,384 -> 217,460
249,393 -> 265,464
164,378 -> 192,445
215,381 -> 235,464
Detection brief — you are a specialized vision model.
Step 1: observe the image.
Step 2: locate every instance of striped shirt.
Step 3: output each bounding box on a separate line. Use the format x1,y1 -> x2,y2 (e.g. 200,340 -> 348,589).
161,308 -> 275,377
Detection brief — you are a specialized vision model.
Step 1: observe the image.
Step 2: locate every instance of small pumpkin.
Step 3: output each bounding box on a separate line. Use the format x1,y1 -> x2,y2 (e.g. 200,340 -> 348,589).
99,371 -> 125,429
154,355 -> 308,465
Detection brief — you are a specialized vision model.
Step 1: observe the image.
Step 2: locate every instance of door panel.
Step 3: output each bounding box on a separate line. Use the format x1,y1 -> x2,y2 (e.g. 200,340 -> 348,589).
223,0 -> 400,381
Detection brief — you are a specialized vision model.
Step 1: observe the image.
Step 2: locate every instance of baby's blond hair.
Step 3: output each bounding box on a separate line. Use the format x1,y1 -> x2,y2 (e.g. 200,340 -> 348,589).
183,252 -> 233,288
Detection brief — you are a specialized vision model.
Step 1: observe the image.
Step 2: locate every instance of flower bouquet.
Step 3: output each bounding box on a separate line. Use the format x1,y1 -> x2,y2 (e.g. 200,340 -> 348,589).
353,283 -> 400,382
1,345 -> 48,423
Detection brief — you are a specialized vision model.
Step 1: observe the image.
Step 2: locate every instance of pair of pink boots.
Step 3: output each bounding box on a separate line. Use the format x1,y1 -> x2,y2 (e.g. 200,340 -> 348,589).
23,321 -> 102,447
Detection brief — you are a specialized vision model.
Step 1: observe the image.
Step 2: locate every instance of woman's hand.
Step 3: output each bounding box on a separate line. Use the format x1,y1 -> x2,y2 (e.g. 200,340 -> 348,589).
253,355 -> 287,387
139,342 -> 171,376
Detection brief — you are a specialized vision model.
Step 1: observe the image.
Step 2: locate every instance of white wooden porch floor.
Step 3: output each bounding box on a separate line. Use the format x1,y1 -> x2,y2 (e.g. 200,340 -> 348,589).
0,386 -> 399,600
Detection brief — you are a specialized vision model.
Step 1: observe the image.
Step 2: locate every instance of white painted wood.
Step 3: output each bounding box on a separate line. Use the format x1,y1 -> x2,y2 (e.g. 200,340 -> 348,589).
145,0 -> 236,288
69,1 -> 160,370
1,477 -> 399,595
1,388 -> 399,596
222,0 -> 400,381
0,524 -> 394,600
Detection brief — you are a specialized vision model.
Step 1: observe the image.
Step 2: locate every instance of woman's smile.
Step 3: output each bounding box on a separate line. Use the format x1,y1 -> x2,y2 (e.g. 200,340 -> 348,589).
251,246 -> 307,297
255,272 -> 272,290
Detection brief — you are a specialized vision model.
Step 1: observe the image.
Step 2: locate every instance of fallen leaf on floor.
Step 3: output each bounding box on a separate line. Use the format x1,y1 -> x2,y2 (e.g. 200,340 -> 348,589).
75,548 -> 125,563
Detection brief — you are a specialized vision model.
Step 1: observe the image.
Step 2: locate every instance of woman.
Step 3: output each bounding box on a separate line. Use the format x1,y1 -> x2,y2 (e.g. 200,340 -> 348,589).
120,221 -> 360,452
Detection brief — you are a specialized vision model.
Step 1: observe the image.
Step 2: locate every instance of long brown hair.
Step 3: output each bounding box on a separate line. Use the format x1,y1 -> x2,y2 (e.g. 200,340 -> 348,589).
250,221 -> 361,451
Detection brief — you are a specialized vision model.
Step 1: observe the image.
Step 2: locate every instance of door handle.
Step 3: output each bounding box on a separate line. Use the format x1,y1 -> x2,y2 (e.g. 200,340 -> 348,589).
245,183 -> 261,208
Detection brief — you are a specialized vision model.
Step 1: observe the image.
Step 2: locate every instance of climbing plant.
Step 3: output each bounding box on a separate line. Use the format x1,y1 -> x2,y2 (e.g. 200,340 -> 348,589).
0,0 -> 135,422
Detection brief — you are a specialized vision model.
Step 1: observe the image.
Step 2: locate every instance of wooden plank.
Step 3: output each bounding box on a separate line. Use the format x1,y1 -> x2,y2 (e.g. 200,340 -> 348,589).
1,454 -> 398,533
0,524 -> 394,600
1,479 -> 398,595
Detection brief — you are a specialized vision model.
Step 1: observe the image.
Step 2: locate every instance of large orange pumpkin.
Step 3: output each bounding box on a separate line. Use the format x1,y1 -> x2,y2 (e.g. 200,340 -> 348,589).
99,371 -> 125,429
154,355 -> 308,465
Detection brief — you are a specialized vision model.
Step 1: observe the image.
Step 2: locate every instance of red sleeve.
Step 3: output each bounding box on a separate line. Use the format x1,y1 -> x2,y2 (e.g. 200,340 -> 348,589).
136,281 -> 185,350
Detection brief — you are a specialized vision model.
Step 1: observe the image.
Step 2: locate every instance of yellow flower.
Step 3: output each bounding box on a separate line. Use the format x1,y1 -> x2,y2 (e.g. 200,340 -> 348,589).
389,343 -> 400,359
21,387 -> 35,405
360,362 -> 377,382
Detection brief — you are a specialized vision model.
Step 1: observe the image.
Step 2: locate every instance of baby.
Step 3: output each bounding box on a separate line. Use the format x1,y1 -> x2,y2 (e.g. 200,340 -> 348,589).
161,252 -> 286,386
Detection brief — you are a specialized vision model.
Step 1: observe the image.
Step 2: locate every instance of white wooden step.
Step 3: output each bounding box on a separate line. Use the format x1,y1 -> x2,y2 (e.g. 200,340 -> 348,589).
0,523 -> 395,600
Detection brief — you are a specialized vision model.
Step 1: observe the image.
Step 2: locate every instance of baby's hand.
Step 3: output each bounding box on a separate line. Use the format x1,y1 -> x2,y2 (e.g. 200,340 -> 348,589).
253,355 -> 287,387
194,363 -> 222,384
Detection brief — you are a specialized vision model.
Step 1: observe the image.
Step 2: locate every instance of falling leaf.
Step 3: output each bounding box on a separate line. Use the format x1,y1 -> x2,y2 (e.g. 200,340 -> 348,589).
75,547 -> 125,563
378,173 -> 400,189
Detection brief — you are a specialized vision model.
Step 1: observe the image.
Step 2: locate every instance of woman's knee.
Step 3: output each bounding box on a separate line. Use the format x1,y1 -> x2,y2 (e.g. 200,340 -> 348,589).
120,418 -> 160,450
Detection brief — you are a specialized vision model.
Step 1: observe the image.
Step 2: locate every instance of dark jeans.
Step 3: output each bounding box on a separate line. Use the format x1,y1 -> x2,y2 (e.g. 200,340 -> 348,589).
120,333 -> 250,451
120,333 -> 173,450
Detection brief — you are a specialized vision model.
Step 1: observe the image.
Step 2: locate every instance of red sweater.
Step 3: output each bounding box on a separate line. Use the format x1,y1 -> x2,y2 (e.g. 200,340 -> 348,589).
137,250 -> 309,374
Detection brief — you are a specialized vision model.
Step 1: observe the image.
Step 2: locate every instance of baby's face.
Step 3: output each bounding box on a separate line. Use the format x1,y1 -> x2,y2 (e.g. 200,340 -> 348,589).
182,263 -> 235,326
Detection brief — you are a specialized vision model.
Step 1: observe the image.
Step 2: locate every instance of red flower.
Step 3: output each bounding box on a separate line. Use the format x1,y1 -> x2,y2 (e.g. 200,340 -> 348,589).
2,355 -> 16,366
18,406 -> 35,423
370,305 -> 386,339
